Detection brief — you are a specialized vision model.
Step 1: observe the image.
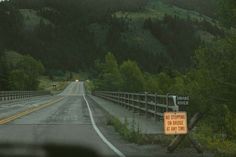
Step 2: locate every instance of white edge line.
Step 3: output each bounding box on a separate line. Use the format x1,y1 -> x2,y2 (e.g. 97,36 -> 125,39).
83,94 -> 126,157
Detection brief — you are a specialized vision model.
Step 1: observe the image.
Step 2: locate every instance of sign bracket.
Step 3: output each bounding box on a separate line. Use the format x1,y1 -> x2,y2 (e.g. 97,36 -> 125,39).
167,112 -> 204,153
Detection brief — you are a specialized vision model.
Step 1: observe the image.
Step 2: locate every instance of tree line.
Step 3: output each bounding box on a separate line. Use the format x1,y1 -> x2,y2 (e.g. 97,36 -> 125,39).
93,33 -> 236,141
0,52 -> 44,91
0,0 -> 223,74
93,0 -> 236,143
143,14 -> 225,70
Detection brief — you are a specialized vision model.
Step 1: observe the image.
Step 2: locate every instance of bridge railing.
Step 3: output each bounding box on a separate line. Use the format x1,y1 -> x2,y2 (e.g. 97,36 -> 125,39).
92,91 -> 179,119
0,91 -> 51,102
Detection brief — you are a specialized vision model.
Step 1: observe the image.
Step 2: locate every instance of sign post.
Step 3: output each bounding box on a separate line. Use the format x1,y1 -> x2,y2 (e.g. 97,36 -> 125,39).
164,112 -> 188,135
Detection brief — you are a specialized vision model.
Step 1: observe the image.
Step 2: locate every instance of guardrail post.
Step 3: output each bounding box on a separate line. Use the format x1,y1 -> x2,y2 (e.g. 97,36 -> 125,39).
120,93 -> 123,106
127,93 -> 130,110
132,94 -> 135,112
9,92 -> 11,100
145,92 -> 148,117
122,93 -> 125,107
118,92 -> 120,105
0,92 -> 2,101
166,93 -> 170,112
155,93 -> 157,120
138,94 -> 141,115
125,93 -> 128,109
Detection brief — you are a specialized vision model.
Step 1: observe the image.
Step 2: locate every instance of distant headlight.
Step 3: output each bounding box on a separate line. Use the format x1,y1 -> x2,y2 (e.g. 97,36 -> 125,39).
75,80 -> 79,82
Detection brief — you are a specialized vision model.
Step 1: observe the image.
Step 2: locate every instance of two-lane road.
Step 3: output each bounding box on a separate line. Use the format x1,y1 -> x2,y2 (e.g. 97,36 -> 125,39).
0,82 -> 123,157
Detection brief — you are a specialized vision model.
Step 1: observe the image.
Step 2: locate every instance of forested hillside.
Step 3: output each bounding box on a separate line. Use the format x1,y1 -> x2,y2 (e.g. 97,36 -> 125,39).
161,0 -> 217,18
0,0 -> 225,74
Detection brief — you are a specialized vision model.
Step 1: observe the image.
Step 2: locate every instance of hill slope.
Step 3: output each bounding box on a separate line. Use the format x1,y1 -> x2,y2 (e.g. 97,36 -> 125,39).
0,0 -> 226,73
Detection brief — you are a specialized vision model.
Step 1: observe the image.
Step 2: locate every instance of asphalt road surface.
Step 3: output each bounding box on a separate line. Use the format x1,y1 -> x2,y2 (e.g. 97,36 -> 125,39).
0,82 -> 123,157
0,82 -> 213,157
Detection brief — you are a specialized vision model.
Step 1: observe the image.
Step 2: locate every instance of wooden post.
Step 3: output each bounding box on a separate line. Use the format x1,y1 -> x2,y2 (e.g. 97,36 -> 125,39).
167,112 -> 204,153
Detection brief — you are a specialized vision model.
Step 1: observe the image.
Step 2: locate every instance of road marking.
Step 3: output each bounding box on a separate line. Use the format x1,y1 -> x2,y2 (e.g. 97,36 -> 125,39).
83,95 -> 126,157
0,97 -> 64,124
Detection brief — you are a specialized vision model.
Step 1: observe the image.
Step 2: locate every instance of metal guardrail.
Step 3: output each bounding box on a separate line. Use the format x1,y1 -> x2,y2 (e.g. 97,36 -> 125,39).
0,91 -> 51,102
92,91 -> 179,119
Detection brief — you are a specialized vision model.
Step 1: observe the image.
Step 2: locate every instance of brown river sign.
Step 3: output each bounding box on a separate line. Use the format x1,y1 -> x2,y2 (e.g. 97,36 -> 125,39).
164,112 -> 188,135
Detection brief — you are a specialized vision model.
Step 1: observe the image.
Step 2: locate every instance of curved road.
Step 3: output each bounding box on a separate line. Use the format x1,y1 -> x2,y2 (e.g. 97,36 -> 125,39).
0,82 -> 120,157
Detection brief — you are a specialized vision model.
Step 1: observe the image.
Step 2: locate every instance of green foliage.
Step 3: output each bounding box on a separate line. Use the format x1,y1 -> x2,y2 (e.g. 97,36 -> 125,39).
95,54 -> 146,92
96,53 -> 123,91
0,52 -> 9,90
144,15 -> 202,69
194,123 -> 236,157
162,0 -> 217,18
107,116 -> 143,143
84,80 -> 96,93
194,36 -> 236,113
7,54 -> 45,90
217,0 -> 236,27
38,76 -> 69,94
8,69 -> 28,90
0,0 -> 224,73
190,36 -> 236,139
107,116 -> 174,145
120,60 -> 145,92
0,2 -> 23,50
144,74 -> 159,93
156,72 -> 173,94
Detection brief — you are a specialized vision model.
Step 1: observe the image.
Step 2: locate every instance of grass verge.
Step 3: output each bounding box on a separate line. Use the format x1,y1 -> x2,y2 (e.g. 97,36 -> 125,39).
39,76 -> 70,94
106,115 -> 173,145
106,115 -> 236,157
193,124 -> 236,157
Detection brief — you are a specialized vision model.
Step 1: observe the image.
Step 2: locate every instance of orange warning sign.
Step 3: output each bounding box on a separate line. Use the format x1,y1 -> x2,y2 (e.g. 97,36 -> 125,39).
164,112 -> 188,135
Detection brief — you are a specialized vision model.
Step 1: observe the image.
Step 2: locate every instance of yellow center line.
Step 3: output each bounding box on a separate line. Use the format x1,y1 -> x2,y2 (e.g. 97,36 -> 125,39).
0,97 -> 65,125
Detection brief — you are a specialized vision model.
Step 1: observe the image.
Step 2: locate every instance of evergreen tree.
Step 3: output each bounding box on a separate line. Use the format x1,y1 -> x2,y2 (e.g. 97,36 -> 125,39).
0,52 -> 9,90
97,52 -> 123,91
120,60 -> 145,92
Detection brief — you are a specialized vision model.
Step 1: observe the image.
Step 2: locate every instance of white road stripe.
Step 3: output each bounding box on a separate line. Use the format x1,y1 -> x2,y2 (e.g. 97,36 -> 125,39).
83,95 -> 126,157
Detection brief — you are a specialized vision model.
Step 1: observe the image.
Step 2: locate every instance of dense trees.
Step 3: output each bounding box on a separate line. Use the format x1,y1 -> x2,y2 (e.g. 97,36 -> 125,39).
0,0 -> 219,74
0,0 -> 146,73
9,55 -> 44,90
0,52 -> 9,90
143,14 -> 225,70
120,60 -> 145,92
165,0 -> 236,27
94,33 -> 236,139
95,53 -> 145,92
95,53 -> 123,91
144,15 -> 201,70
0,1 -> 23,50
218,0 -> 236,27
162,0 -> 217,18
0,52 -> 45,91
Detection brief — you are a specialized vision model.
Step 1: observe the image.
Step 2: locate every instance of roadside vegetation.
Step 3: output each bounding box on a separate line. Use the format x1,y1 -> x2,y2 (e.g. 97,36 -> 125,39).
38,76 -> 69,94
106,115 -> 173,145
0,51 -> 44,90
92,36 -> 236,156
89,1 -> 236,155
1,0 -> 236,156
